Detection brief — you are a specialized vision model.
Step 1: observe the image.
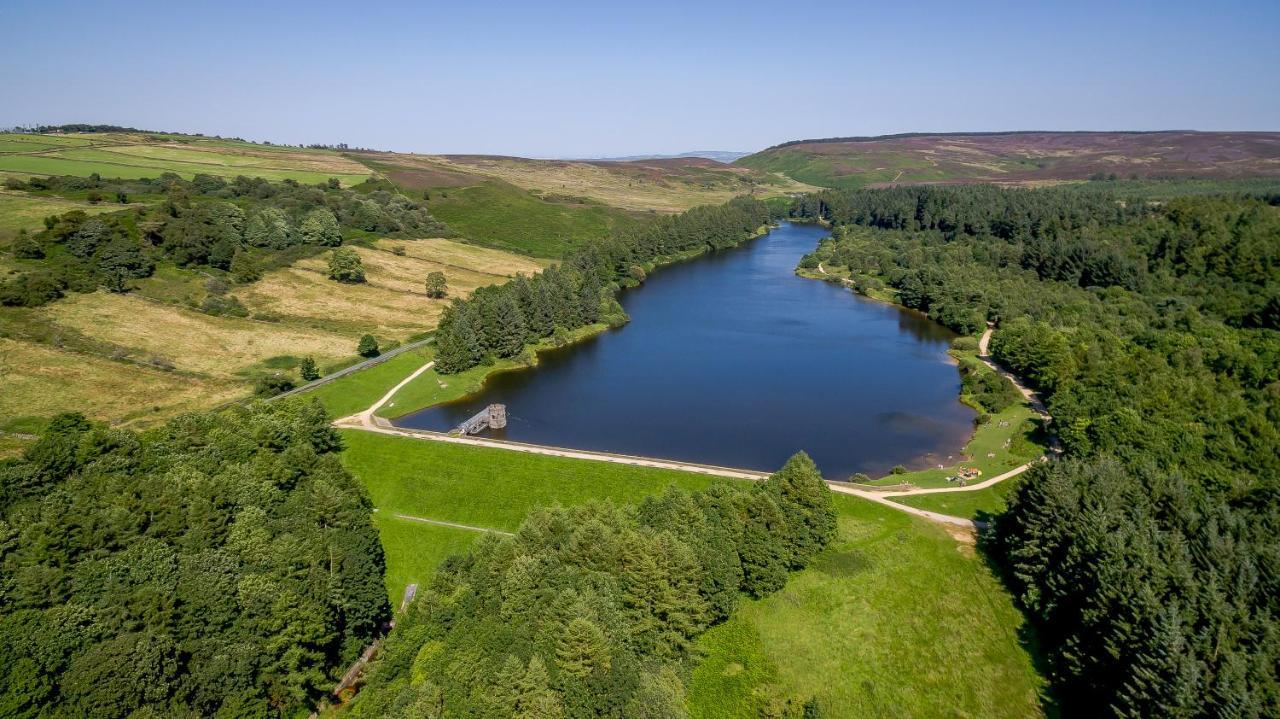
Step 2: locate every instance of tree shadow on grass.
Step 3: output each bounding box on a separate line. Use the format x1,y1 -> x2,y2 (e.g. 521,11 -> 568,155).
975,521 -> 1063,719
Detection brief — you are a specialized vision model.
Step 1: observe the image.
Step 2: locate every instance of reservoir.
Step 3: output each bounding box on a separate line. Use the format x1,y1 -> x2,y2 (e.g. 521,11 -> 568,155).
396,222 -> 975,478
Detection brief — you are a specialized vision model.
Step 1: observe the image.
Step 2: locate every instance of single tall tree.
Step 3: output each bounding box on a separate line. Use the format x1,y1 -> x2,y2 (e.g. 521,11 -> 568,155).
328,247 -> 365,283
424,271 -> 448,298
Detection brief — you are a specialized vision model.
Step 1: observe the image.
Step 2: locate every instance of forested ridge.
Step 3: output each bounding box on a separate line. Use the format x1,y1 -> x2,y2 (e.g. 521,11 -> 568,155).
432,197 -> 771,374
347,453 -> 835,718
797,184 -> 1280,717
0,401 -> 390,718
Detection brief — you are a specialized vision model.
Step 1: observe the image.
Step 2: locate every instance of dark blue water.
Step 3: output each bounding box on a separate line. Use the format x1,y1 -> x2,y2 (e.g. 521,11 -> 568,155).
397,222 -> 975,478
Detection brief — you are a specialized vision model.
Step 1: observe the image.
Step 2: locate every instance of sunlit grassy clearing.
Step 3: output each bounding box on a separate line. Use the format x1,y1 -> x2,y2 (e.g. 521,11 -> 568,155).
688,493 -> 1048,718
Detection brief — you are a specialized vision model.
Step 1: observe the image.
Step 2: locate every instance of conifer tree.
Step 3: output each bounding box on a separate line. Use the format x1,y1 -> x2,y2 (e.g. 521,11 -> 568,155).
495,293 -> 529,358
554,618 -> 611,679
299,356 -> 320,381
766,451 -> 836,568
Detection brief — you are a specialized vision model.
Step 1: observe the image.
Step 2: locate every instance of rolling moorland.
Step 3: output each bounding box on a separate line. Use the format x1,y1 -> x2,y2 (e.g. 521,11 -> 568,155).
0,127 -> 806,439
736,130 -> 1280,189
1,124 -> 1278,718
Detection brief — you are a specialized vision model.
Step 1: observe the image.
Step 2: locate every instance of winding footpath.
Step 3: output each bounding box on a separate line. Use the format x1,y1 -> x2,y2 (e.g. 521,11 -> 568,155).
332,322 -> 1052,531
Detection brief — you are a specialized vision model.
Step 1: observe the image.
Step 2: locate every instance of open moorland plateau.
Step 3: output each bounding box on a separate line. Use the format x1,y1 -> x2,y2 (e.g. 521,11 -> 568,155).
2,121 -> 1278,719
738,130 -> 1280,188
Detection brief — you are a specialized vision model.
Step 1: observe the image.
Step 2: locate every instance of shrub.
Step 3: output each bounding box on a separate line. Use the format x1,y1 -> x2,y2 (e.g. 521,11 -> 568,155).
890,464 -> 907,475
11,231 -> 44,259
357,334 -> 379,357
951,336 -> 979,352
200,295 -> 249,317
254,373 -> 295,397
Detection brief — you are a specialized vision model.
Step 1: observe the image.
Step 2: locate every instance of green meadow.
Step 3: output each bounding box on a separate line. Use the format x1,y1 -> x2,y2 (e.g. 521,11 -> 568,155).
688,493 -> 1049,718
892,475 -> 1026,521
302,345 -> 436,418
0,133 -> 371,185
337,429 -> 716,601
425,179 -> 641,257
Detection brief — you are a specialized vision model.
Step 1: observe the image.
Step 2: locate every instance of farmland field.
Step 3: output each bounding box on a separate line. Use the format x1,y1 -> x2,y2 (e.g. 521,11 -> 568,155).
432,154 -> 815,212
0,132 -> 372,185
0,189 -> 132,241
233,238 -> 546,336
0,336 -> 243,429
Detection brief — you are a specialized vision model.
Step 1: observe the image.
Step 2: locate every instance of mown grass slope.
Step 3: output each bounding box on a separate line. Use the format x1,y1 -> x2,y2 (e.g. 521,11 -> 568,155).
337,429 -> 717,601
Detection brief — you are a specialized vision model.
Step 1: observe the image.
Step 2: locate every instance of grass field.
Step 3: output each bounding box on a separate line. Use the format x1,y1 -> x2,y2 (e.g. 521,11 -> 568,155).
232,239 -> 544,337
892,474 -> 1026,522
425,179 -> 641,257
0,132 -> 371,185
338,429 -> 717,601
688,492 -> 1049,718
0,336 -> 242,429
41,291 -> 356,378
303,346 -> 435,418
0,190 -> 133,241
430,154 -> 814,213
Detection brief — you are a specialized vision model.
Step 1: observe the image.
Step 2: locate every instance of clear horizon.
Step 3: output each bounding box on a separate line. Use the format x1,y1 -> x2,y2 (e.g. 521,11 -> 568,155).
3,0 -> 1278,157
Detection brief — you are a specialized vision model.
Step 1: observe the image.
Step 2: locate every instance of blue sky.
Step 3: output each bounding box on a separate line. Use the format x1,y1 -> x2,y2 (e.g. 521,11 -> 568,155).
2,0 -> 1277,156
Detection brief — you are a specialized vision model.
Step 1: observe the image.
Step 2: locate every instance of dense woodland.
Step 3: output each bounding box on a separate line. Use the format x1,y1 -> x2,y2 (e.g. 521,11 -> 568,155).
348,453 -> 835,718
797,184 -> 1280,717
0,400 -> 390,718
433,197 -> 771,373
1,173 -> 449,308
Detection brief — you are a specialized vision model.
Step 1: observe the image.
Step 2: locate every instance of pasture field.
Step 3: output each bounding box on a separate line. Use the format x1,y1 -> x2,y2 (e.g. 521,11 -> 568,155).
431,154 -> 814,212
4,232 -> 541,426
0,190 -> 131,241
233,239 -> 543,337
0,336 -> 243,429
424,179 -> 641,257
0,132 -> 371,185
688,492 -> 1048,718
40,291 -> 356,378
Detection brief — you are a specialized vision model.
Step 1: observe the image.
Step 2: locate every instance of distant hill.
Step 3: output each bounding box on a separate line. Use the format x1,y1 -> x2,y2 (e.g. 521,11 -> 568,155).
735,131 -> 1280,189
581,150 -> 751,164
